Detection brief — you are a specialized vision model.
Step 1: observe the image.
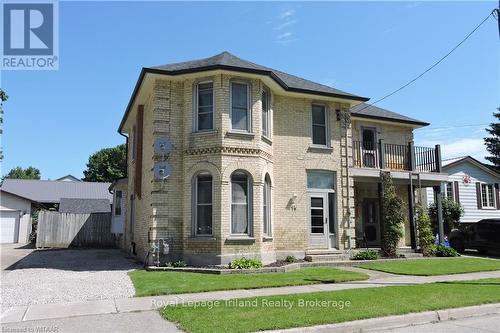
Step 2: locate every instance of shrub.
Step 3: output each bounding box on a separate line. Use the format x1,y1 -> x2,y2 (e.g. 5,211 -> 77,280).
228,257 -> 263,269
434,244 -> 460,257
429,198 -> 464,236
352,250 -> 379,260
172,260 -> 187,268
285,255 -> 296,263
416,204 -> 434,257
381,173 -> 405,257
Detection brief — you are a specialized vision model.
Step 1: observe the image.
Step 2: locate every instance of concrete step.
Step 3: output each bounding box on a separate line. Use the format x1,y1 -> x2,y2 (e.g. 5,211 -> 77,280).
304,253 -> 349,262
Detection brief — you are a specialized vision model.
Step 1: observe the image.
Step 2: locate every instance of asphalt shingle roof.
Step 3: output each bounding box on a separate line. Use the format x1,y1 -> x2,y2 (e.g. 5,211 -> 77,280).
59,198 -> 111,213
149,52 -> 369,101
0,179 -> 112,204
350,103 -> 429,126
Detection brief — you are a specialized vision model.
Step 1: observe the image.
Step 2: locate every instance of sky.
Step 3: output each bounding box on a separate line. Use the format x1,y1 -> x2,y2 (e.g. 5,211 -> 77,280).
1,1 -> 499,180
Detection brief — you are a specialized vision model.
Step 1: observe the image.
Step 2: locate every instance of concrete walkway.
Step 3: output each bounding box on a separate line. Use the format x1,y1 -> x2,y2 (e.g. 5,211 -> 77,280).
2,268 -> 500,325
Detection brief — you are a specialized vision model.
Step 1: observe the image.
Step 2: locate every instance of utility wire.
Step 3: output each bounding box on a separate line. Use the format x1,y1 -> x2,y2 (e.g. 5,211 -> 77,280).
418,123 -> 489,130
354,9 -> 497,113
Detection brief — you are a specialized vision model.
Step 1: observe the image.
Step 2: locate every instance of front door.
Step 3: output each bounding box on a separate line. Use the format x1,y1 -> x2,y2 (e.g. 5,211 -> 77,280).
308,193 -> 328,248
363,199 -> 380,247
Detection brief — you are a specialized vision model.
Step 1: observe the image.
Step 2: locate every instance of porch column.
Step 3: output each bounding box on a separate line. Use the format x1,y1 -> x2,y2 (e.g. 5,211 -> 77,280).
407,185 -> 417,249
378,181 -> 385,244
433,184 -> 445,244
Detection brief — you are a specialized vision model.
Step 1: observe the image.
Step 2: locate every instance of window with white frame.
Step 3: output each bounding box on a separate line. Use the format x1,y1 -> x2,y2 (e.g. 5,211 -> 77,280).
262,88 -> 270,138
481,183 -> 495,208
195,82 -> 214,131
312,104 -> 327,146
231,171 -> 251,234
445,182 -> 453,200
231,82 -> 250,131
114,190 -> 122,216
263,174 -> 272,237
193,173 -> 213,235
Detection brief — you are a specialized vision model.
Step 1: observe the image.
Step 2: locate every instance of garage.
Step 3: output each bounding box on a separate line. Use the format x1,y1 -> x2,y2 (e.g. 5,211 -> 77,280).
1,211 -> 20,243
0,190 -> 32,244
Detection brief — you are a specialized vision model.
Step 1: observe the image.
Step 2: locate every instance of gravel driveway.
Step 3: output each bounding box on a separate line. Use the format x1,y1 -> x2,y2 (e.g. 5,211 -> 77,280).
1,248 -> 140,308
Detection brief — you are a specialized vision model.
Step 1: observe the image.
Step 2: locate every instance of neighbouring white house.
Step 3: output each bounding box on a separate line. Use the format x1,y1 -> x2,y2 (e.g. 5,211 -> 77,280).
0,191 -> 33,244
425,156 -> 500,223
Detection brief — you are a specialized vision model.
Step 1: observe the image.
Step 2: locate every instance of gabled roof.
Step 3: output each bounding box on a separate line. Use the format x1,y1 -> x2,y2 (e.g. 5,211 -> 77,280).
350,103 -> 429,127
118,52 -> 369,132
0,179 -> 113,204
442,156 -> 500,179
59,198 -> 111,214
56,174 -> 82,182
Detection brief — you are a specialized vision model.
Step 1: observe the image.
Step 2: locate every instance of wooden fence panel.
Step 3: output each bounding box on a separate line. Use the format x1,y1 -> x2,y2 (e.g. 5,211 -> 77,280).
36,211 -> 114,248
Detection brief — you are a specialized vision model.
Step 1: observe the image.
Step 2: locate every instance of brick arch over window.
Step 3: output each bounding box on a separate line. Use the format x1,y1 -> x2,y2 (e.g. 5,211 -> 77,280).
222,160 -> 261,184
186,161 -> 222,183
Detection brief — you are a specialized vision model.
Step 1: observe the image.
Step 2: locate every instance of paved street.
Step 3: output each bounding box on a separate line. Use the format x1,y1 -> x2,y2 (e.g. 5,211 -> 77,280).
380,313 -> 500,333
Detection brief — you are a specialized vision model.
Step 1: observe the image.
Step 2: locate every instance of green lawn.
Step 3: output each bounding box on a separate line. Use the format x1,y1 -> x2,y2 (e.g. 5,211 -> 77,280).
357,258 -> 500,276
129,267 -> 368,297
161,278 -> 500,333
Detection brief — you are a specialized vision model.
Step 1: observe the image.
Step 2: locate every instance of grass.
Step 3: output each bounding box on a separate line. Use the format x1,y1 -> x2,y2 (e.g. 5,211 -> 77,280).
161,278 -> 500,333
129,267 -> 368,297
357,258 -> 500,276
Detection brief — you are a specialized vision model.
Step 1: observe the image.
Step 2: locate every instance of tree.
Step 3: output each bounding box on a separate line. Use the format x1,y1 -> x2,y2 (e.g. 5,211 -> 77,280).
3,166 -> 41,180
429,198 -> 464,235
0,88 -> 8,161
416,204 -> 434,256
484,108 -> 500,170
83,144 -> 126,182
381,173 -> 406,257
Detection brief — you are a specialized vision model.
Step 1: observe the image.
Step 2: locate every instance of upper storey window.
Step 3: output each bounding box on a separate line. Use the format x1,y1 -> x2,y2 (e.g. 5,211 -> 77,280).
312,104 -> 327,146
231,81 -> 250,132
195,82 -> 214,131
262,88 -> 271,138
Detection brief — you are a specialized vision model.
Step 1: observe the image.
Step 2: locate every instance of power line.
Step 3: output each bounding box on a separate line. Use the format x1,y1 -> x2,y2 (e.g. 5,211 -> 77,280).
418,123 -> 489,130
354,9 -> 497,113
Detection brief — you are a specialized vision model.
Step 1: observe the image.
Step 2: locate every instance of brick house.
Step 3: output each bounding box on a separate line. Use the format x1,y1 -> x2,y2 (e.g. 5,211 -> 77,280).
114,52 -> 447,265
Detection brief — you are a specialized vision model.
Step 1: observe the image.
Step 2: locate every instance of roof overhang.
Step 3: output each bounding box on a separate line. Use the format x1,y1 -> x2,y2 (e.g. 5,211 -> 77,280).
351,114 -> 430,128
118,66 -> 370,133
443,156 -> 500,179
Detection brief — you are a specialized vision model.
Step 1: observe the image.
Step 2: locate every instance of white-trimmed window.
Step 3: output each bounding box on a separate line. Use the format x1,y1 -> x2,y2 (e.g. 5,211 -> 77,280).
312,104 -> 328,146
444,182 -> 453,200
195,82 -> 214,131
263,174 -> 272,237
193,173 -> 213,236
114,190 -> 122,216
231,171 -> 252,234
262,88 -> 271,138
231,81 -> 250,131
481,183 -> 495,208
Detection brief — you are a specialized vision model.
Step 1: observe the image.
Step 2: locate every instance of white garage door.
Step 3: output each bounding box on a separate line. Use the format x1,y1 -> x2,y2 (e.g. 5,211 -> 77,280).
1,211 -> 19,243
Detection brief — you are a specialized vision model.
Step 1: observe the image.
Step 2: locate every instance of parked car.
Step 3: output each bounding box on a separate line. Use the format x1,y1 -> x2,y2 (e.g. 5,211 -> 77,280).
449,219 -> 500,254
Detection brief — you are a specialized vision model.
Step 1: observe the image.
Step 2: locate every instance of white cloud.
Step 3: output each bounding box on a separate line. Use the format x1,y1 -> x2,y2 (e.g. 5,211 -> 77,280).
279,9 -> 295,19
274,19 -> 297,31
440,138 -> 487,161
277,32 -> 292,40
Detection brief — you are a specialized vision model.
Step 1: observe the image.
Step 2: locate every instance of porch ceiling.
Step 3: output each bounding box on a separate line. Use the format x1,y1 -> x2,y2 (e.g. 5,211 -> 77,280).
350,168 -> 448,187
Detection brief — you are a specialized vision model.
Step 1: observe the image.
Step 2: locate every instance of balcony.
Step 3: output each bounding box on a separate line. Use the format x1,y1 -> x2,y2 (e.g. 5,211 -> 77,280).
352,140 -> 442,173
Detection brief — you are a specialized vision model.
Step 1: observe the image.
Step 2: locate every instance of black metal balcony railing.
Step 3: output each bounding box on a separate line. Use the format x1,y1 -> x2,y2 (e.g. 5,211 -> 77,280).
352,140 -> 441,173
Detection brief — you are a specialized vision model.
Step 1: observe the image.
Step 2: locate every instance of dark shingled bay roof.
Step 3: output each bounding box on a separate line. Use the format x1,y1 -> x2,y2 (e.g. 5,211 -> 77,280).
148,52 -> 369,101
350,103 -> 429,126
59,198 -> 111,214
0,179 -> 112,204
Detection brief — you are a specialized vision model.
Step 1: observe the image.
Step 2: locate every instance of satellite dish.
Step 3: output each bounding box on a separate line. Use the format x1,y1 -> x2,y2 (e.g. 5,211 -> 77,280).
153,162 -> 172,180
154,138 -> 173,155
